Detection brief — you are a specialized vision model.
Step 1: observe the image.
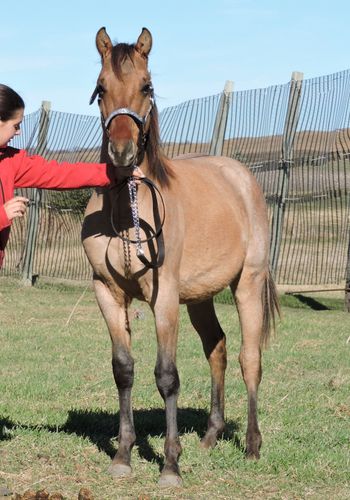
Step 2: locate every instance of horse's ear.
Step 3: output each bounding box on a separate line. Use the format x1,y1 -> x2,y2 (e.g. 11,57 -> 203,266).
135,28 -> 152,58
96,27 -> 113,59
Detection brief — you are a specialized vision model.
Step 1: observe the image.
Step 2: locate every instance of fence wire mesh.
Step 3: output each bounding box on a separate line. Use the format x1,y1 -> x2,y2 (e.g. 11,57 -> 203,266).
2,69 -> 350,285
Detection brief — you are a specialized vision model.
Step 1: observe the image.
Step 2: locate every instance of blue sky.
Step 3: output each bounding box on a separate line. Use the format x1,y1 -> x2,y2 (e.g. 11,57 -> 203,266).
1,0 -> 349,116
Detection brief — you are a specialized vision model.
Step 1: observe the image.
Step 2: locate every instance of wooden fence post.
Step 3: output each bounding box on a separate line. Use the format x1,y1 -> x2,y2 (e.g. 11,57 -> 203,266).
21,100 -> 51,285
209,80 -> 234,156
270,71 -> 304,275
345,243 -> 350,311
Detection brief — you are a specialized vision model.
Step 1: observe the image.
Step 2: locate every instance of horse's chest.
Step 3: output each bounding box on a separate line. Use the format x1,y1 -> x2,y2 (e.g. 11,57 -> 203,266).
84,234 -> 151,301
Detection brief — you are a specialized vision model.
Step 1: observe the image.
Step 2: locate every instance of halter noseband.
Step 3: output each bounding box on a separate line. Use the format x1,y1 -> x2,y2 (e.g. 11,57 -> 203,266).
104,100 -> 153,131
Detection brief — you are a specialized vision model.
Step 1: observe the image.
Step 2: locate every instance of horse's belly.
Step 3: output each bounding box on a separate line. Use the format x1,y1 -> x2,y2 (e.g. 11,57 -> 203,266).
178,237 -> 245,304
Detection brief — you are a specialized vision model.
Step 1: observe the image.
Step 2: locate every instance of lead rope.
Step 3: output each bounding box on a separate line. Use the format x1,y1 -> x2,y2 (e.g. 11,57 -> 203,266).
110,174 -> 165,268
127,175 -> 145,259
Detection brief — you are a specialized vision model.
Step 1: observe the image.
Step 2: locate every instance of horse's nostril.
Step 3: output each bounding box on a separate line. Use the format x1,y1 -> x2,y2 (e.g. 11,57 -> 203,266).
108,140 -> 137,167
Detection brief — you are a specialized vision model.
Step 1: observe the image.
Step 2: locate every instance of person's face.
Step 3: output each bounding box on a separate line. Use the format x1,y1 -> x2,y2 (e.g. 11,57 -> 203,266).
0,108 -> 24,148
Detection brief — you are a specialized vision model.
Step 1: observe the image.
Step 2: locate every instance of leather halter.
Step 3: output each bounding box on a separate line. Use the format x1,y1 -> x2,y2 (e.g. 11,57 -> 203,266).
89,85 -> 154,147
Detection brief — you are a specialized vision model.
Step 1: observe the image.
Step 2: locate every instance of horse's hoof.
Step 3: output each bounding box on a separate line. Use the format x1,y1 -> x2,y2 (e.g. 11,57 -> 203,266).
108,463 -> 132,477
158,473 -> 183,488
200,435 -> 217,450
246,450 -> 260,460
246,438 -> 261,460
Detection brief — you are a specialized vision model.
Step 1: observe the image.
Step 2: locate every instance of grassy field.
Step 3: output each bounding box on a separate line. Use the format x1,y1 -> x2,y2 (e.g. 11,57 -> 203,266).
0,278 -> 349,499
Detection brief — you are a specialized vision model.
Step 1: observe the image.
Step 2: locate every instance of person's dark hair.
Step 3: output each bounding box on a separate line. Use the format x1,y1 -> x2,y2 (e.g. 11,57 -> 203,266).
0,84 -> 25,121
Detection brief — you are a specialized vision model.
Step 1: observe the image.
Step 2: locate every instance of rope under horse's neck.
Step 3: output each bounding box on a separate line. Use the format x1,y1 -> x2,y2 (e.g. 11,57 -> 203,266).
110,176 -> 165,269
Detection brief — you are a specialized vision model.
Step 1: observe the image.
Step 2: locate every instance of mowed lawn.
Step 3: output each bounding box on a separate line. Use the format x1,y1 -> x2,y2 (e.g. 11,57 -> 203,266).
0,278 -> 349,499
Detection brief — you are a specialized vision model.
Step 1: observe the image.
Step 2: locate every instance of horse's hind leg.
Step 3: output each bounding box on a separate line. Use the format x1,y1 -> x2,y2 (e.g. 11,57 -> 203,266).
187,299 -> 227,449
93,278 -> 136,477
232,271 -> 265,459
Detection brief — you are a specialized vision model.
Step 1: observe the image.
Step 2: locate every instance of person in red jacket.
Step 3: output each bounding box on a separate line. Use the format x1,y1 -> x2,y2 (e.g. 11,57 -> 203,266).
0,84 -> 143,269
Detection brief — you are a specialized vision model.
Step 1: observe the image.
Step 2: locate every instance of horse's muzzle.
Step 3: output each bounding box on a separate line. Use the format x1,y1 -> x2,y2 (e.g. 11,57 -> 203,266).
108,139 -> 138,167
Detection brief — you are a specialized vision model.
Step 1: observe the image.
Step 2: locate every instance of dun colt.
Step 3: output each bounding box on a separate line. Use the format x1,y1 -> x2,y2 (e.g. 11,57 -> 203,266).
82,26 -> 279,487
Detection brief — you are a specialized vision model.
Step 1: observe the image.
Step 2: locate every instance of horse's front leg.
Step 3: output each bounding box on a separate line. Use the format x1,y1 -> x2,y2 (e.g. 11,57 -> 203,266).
93,278 -> 136,477
152,290 -> 182,487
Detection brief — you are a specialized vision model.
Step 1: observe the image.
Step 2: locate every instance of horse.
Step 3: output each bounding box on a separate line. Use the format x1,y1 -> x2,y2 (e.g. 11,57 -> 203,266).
82,26 -> 279,487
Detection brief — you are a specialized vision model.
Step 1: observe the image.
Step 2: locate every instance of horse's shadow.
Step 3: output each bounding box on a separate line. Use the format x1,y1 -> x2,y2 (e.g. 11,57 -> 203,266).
293,294 -> 330,310
0,408 -> 242,468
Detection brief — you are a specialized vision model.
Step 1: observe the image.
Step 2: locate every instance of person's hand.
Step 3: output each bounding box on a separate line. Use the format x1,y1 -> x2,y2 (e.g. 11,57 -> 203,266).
3,196 -> 29,221
132,166 -> 145,185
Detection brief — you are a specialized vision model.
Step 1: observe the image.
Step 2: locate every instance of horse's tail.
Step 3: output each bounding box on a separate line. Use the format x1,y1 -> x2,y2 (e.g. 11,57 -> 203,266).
261,269 -> 280,348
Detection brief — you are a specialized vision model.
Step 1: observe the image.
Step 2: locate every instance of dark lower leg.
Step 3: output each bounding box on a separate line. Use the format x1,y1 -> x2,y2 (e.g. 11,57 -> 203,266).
239,349 -> 262,459
155,355 -> 182,481
111,348 -> 136,471
92,282 -> 136,475
246,391 -> 262,458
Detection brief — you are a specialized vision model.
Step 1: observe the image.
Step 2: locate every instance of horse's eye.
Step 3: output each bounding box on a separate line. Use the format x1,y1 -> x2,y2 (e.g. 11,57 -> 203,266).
142,83 -> 154,96
97,84 -> 105,100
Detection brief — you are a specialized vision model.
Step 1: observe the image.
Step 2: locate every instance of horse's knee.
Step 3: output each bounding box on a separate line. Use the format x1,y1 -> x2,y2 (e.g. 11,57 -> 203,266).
154,358 -> 180,399
112,350 -> 134,390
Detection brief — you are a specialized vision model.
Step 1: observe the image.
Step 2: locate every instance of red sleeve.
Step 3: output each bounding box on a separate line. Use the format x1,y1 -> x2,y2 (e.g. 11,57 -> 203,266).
0,204 -> 10,231
13,149 -> 110,190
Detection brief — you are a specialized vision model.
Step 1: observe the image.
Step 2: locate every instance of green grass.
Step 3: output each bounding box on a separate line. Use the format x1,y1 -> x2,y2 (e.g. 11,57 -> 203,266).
0,277 -> 349,499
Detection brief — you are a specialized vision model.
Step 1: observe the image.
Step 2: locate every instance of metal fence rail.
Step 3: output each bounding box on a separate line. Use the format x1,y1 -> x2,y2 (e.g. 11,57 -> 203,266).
2,69 -> 350,286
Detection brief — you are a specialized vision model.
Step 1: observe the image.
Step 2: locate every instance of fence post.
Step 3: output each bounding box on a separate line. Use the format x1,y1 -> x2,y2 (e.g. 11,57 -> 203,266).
21,100 -> 51,285
270,71 -> 303,275
209,80 -> 234,156
345,243 -> 350,311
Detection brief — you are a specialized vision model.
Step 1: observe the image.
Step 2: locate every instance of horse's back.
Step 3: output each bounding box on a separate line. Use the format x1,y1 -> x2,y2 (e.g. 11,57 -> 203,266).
172,155 -> 264,207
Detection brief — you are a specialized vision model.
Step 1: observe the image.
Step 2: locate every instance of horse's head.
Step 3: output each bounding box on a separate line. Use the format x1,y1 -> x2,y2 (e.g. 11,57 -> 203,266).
90,27 -> 154,170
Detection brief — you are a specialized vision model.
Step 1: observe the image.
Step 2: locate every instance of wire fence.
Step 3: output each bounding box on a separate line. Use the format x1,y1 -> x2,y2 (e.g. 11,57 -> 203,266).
2,69 -> 350,286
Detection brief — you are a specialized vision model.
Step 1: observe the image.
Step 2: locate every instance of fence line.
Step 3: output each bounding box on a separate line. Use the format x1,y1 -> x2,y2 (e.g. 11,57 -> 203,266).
2,68 -> 350,287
